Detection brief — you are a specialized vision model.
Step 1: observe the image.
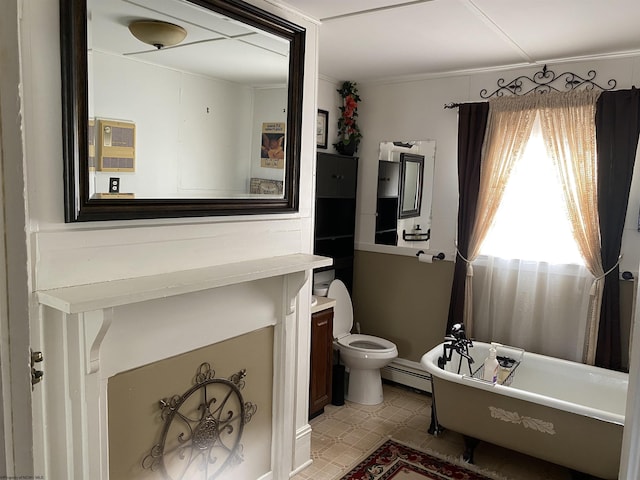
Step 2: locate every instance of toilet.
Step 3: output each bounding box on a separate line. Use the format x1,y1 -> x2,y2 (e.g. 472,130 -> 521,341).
328,279 -> 398,405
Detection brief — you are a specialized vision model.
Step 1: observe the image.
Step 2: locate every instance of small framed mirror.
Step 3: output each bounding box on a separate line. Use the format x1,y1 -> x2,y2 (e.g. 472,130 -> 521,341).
61,0 -> 306,222
398,153 -> 424,219
375,140 -> 435,247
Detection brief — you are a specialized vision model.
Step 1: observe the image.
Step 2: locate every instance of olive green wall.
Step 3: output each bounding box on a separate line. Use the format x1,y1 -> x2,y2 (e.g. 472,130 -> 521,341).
108,327 -> 274,480
352,250 -> 454,362
353,250 -> 635,370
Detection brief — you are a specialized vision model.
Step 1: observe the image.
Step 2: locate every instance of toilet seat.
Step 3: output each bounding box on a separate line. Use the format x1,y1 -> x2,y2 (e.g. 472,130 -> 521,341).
337,334 -> 396,354
327,279 -> 354,340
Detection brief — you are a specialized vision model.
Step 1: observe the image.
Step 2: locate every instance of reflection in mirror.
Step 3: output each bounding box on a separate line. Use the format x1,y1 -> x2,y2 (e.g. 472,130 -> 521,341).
398,153 -> 424,219
61,0 -> 305,221
375,140 -> 435,247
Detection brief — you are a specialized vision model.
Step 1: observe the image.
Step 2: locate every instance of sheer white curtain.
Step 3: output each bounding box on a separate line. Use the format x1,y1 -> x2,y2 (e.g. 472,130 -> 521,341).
538,91 -> 604,364
473,258 -> 593,362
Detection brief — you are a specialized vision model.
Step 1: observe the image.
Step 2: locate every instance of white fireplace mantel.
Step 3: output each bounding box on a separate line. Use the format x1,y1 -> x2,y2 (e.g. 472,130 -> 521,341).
37,253 -> 331,314
35,253 -> 331,480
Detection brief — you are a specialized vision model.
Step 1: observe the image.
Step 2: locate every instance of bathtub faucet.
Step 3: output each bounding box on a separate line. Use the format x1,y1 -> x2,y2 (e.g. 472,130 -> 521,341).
444,323 -> 473,353
439,323 -> 474,375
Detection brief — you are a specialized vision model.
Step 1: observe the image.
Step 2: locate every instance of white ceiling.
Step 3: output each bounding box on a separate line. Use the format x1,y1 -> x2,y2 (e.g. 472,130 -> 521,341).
280,0 -> 640,82
90,0 -> 289,85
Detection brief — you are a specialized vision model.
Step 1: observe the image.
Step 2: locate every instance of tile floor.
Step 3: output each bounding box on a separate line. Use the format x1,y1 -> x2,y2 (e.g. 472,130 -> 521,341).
292,383 -> 575,480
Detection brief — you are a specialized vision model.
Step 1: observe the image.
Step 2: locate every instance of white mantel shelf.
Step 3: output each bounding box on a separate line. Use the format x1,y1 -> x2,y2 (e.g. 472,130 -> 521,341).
36,253 -> 332,314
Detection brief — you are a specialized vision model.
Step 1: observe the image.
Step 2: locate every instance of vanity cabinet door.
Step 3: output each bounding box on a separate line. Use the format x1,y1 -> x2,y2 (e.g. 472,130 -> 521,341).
309,308 -> 334,418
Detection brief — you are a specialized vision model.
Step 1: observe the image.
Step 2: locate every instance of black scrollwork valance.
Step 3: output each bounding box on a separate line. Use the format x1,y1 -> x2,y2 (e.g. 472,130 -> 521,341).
445,64 -> 617,109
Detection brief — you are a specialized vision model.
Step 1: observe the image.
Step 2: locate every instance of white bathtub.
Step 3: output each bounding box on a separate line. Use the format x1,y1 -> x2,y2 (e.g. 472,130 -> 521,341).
421,341 -> 628,479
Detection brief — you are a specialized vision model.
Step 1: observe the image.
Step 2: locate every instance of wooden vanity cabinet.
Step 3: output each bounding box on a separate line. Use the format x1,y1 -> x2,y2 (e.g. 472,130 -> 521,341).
309,308 -> 334,418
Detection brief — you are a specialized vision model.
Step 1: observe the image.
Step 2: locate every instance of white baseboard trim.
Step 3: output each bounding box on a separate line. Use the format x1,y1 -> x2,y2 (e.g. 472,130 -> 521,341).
296,423 -> 313,439
290,459 -> 312,478
381,358 -> 432,393
291,423 -> 313,476
257,471 -> 273,480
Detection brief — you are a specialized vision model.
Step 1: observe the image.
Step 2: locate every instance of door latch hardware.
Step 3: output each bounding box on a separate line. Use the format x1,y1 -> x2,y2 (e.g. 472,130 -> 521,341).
31,350 -> 44,387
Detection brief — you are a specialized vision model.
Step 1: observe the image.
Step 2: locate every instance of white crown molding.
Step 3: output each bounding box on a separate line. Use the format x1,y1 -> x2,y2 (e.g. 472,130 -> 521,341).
359,50 -> 640,88
262,0 -> 322,25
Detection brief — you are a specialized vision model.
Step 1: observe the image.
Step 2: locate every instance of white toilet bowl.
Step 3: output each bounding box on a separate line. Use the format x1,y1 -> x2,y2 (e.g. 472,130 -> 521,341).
328,280 -> 398,405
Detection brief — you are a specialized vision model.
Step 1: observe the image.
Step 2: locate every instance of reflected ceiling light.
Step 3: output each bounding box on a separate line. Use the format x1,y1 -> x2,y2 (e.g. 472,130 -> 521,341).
128,20 -> 187,50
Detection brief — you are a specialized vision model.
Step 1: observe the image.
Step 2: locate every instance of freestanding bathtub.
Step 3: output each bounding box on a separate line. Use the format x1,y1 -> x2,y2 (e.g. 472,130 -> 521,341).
421,341 -> 628,479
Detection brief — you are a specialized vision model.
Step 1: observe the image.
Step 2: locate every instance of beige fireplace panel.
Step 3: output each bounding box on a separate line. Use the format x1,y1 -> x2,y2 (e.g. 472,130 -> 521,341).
108,327 -> 274,480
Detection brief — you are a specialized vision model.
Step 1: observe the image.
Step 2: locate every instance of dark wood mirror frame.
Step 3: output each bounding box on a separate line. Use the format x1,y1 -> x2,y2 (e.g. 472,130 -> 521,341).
60,0 -> 305,222
398,152 -> 425,219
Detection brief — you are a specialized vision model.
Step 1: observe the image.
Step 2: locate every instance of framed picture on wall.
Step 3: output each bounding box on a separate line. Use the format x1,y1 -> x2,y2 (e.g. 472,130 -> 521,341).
96,118 -> 136,172
260,122 -> 285,169
317,109 -> 328,149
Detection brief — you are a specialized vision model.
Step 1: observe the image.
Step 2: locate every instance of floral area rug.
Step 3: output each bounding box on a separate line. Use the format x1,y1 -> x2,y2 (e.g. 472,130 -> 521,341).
340,439 -> 499,480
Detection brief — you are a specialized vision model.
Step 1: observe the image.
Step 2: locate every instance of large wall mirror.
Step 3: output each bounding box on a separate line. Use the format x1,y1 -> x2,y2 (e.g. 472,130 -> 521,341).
61,0 -> 305,221
375,140 -> 435,247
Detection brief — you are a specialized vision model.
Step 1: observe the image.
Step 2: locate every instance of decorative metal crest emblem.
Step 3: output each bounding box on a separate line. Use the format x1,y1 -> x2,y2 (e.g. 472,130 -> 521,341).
142,363 -> 258,480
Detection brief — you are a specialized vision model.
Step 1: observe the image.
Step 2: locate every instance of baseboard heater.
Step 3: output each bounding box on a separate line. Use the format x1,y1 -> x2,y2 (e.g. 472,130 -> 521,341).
381,358 -> 432,394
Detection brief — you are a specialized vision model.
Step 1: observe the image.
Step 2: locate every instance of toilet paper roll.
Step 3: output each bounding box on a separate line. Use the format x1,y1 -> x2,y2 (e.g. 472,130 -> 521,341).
418,253 -> 433,264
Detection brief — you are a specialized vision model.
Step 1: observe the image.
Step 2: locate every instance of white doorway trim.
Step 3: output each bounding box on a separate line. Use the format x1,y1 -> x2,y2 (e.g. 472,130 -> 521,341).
0,0 -> 35,476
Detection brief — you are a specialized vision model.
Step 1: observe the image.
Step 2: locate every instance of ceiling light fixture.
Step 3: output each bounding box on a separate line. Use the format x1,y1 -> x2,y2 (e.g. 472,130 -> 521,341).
128,20 -> 187,50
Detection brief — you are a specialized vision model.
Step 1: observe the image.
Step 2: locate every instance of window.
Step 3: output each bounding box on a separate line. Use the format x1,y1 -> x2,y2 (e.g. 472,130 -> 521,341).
479,116 -> 584,265
472,112 -> 593,363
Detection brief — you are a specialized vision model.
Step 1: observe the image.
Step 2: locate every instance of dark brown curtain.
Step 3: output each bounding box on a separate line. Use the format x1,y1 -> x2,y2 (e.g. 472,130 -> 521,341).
446,102 -> 489,335
595,88 -> 640,370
